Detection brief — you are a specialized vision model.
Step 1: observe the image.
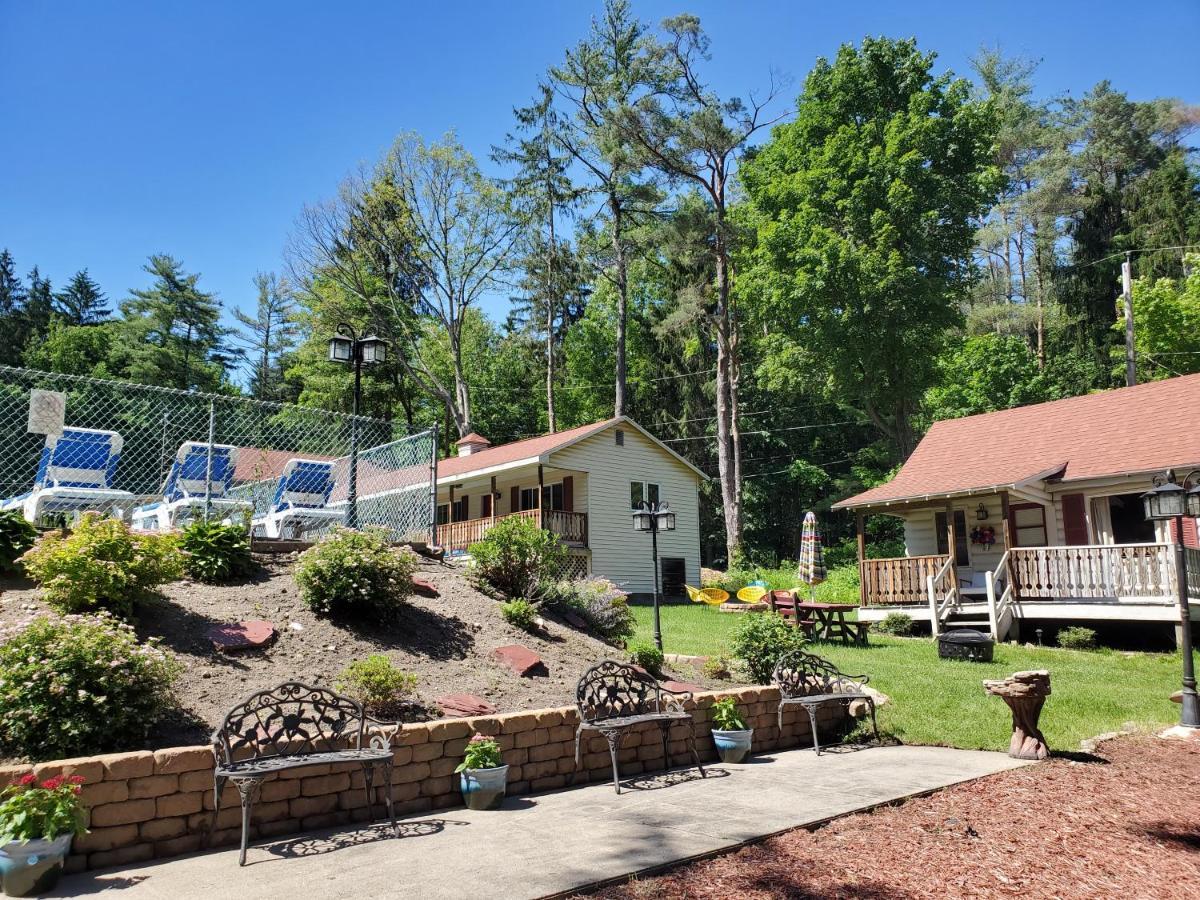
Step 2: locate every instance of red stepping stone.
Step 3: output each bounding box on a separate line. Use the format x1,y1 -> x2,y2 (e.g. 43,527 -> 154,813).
436,694 -> 498,717
207,620 -> 276,652
491,644 -> 548,678
411,576 -> 439,598
661,680 -> 702,693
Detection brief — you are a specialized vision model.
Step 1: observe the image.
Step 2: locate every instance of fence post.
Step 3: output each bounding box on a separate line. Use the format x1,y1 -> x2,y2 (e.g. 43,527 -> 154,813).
428,424 -> 439,547
204,398 -> 216,522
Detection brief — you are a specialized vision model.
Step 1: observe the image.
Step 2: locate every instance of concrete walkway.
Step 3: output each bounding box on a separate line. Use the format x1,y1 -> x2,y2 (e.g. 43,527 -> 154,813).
53,745 -> 1027,900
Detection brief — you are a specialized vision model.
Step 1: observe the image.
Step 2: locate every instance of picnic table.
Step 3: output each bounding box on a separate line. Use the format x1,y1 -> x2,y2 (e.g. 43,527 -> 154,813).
795,601 -> 869,646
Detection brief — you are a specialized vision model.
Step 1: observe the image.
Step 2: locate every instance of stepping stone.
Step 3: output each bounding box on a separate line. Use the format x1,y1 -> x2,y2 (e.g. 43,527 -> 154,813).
207,620 -> 276,652
661,680 -> 701,693
491,644 -> 548,678
411,576 -> 439,598
437,693 -> 498,717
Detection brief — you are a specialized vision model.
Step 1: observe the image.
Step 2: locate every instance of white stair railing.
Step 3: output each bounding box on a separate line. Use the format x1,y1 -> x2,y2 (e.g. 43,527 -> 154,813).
926,556 -> 958,637
986,550 -> 1015,640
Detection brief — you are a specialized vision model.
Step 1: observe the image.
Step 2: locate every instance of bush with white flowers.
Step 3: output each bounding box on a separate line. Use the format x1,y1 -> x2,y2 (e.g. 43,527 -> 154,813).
0,613 -> 181,761
294,527 -> 417,618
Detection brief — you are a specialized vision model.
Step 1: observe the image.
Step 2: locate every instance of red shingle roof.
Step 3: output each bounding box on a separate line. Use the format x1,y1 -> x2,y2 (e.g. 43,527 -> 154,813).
438,418 -> 619,480
835,374 -> 1200,509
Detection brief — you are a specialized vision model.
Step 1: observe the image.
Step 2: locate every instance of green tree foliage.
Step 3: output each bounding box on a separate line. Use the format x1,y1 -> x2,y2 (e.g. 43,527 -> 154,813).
924,334 -> 1057,421
0,250 -> 27,366
1116,254 -> 1200,379
54,269 -> 108,325
742,37 -> 1001,458
23,319 -> 115,376
232,272 -> 300,400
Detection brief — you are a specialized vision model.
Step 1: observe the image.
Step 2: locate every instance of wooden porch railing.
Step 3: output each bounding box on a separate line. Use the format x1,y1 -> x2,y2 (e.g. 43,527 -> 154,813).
440,508 -> 588,553
861,555 -> 951,606
1006,543 -> 1176,599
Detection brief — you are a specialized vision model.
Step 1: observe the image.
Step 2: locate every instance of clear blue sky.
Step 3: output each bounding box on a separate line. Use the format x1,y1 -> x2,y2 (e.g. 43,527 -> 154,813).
3,0 -> 1198,334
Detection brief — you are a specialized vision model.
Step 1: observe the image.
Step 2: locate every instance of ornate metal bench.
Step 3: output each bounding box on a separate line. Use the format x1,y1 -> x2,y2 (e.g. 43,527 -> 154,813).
772,650 -> 880,755
575,660 -> 706,794
211,681 -> 397,865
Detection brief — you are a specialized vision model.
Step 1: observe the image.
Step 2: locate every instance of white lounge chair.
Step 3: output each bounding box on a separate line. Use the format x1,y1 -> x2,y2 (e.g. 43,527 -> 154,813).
251,458 -> 343,539
1,427 -> 135,524
131,442 -> 252,531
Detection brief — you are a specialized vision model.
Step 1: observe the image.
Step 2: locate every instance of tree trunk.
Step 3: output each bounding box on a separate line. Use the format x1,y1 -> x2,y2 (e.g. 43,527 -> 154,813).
712,216 -> 742,564
545,201 -> 557,433
1033,232 -> 1047,371
611,195 -> 628,418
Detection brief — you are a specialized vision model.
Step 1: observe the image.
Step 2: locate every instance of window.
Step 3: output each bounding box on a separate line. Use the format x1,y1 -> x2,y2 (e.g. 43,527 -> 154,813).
541,482 -> 564,511
436,504 -> 449,526
935,510 -> 970,567
520,487 -> 539,511
451,496 -> 469,522
630,481 -> 659,510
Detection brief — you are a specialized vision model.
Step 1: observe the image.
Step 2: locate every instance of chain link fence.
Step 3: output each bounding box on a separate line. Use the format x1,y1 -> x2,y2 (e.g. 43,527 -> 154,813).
0,365 -> 436,541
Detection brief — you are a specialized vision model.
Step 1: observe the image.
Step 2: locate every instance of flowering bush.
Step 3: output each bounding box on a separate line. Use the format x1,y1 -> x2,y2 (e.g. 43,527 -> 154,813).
180,520 -> 255,584
334,655 -> 418,719
0,613 -> 181,761
19,513 -> 184,618
0,775 -> 87,842
540,577 -> 636,645
468,515 -> 566,597
455,734 -> 503,772
0,510 -> 38,575
294,528 -> 417,617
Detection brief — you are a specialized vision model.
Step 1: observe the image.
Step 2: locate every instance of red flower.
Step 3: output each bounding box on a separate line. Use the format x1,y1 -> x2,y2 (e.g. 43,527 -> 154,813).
17,774 -> 37,786
39,776 -> 63,790
66,775 -> 86,785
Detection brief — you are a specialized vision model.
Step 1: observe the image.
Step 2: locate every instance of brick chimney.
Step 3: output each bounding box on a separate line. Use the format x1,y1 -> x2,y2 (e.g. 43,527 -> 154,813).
457,432 -> 491,457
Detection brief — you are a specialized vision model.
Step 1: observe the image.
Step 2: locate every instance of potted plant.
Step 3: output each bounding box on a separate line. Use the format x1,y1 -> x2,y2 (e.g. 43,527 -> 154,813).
456,735 -> 508,810
0,775 -> 87,897
710,697 -> 754,764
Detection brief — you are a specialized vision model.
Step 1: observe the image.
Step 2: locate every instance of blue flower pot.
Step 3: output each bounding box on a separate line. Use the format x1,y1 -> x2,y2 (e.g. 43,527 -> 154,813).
0,834 -> 73,897
712,728 -> 754,764
460,765 -> 509,810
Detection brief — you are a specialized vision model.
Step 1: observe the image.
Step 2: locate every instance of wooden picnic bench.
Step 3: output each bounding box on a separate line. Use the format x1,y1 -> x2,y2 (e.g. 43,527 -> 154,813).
772,650 -> 880,755
575,660 -> 706,794
768,593 -> 869,645
211,681 -> 397,865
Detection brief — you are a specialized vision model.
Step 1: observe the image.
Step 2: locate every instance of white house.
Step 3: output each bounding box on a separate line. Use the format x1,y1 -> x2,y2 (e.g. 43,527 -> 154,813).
833,374 -> 1200,643
433,416 -> 706,596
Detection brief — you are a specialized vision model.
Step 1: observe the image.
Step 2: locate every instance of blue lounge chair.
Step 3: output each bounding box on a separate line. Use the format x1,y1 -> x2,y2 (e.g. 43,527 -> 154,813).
251,458 -> 343,539
131,442 -> 252,531
1,427 -> 135,524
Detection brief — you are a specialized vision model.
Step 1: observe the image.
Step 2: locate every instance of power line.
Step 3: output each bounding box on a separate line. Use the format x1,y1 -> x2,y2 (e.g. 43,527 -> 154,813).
660,421 -> 857,442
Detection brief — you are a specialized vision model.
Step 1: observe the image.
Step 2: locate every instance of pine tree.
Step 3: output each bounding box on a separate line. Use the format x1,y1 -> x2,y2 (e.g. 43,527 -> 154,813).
232,272 -> 300,400
0,250 -> 27,366
54,269 -> 109,325
21,267 -> 55,351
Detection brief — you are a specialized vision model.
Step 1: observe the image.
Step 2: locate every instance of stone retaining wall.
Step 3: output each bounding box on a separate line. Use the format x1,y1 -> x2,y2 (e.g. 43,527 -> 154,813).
0,686 -> 848,872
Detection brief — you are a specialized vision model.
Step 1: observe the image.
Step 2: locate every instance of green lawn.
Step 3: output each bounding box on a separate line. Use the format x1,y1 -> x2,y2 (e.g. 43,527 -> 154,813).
631,603 -> 1185,752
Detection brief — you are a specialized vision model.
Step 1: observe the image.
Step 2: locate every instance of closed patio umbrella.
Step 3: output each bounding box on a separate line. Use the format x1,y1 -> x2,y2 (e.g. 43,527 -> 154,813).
796,510 -> 827,601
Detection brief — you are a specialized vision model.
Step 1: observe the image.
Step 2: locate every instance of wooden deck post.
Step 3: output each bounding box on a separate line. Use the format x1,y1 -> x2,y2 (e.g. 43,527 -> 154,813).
537,464 -> 544,529
448,484 -> 456,523
1000,491 -> 1017,600
856,512 -> 867,606
944,501 -> 956,582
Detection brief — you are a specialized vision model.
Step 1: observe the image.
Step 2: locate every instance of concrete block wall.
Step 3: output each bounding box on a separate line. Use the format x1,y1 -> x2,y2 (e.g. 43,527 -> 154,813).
0,686 -> 848,873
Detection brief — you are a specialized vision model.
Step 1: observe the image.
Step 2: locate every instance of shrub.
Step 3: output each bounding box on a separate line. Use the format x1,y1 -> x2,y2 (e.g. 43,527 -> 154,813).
456,734 -> 503,772
730,613 -> 807,684
1057,626 -> 1098,651
20,513 -> 184,619
0,613 -> 180,761
294,527 -> 417,617
710,696 -> 747,731
540,577 -> 636,645
0,774 -> 88,842
468,515 -> 566,597
180,520 -> 255,583
628,642 -> 664,676
876,612 -> 916,636
812,563 -> 861,604
500,598 -> 539,632
0,510 -> 38,575
701,653 -> 733,680
335,655 -> 418,719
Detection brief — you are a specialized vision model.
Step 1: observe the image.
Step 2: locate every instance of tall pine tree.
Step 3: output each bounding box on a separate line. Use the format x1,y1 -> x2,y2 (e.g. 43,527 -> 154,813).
54,269 -> 109,325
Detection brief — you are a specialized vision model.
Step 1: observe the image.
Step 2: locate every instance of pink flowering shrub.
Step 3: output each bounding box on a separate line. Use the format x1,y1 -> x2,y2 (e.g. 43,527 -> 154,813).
294,527 -> 417,617
0,613 -> 181,761
0,775 -> 87,842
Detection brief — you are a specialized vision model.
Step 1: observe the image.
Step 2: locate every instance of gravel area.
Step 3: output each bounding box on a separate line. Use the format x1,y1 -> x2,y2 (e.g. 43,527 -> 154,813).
0,554 -> 716,750
588,733 -> 1200,900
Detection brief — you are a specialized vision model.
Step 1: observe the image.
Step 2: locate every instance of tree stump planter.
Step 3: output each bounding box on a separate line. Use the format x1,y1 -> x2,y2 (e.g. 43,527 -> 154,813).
984,670 -> 1051,760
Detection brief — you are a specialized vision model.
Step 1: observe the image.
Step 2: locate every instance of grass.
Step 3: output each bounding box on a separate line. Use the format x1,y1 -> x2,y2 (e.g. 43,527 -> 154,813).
632,603 -> 1185,753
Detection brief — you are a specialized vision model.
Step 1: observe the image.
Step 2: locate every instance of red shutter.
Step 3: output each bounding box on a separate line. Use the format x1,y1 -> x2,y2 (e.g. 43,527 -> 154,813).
481,494 -> 492,518
562,476 -> 574,512
459,495 -> 468,520
1170,516 -> 1200,549
1061,494 -> 1089,545
510,486 -> 520,514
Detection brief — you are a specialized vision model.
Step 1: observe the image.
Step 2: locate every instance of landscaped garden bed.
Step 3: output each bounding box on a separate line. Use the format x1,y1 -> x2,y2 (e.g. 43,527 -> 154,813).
587,733 -> 1200,900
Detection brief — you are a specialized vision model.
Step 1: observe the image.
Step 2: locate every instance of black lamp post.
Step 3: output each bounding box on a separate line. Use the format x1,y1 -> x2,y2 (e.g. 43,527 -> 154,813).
633,499 -> 676,652
328,324 -> 387,529
1142,468 -> 1200,728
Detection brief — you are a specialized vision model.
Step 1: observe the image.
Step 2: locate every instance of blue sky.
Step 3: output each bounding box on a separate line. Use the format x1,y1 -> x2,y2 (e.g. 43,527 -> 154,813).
3,0 -> 1198,338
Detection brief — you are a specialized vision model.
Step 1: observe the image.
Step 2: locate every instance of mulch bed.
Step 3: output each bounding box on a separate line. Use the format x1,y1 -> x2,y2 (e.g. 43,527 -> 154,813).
589,734 -> 1200,899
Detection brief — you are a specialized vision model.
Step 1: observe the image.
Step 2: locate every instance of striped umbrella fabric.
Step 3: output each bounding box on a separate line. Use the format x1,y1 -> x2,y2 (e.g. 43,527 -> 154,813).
797,510 -> 827,597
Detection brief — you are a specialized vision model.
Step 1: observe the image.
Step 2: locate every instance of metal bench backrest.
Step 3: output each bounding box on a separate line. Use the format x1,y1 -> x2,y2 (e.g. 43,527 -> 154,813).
772,650 -> 864,699
212,681 -> 367,766
576,660 -> 662,724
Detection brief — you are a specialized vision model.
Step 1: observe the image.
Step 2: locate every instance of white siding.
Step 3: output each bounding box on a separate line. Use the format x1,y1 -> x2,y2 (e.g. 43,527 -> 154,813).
899,494 -> 1007,579
549,424 -> 702,594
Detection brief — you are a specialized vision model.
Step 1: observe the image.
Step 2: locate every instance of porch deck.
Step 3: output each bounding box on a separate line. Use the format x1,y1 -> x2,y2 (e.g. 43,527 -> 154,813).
438,507 -> 588,554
